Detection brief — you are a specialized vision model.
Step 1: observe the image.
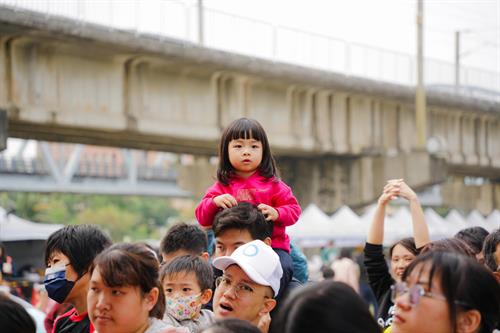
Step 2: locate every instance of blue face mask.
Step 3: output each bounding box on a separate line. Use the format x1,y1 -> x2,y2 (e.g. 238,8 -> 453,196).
44,264 -> 75,303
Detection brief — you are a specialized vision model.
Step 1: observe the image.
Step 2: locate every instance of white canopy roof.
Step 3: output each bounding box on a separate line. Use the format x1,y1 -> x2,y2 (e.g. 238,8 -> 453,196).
0,207 -> 63,241
290,205 -> 499,247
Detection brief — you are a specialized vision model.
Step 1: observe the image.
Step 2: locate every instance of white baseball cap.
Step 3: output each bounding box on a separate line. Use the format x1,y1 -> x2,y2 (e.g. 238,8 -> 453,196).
212,240 -> 283,297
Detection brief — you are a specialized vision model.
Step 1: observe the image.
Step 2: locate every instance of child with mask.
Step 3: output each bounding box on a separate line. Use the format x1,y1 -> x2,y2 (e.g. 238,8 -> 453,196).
44,224 -> 111,333
160,255 -> 215,332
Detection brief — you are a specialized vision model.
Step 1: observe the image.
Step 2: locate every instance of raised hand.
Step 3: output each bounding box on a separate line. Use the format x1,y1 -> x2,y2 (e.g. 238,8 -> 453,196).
213,194 -> 238,209
257,203 -> 279,221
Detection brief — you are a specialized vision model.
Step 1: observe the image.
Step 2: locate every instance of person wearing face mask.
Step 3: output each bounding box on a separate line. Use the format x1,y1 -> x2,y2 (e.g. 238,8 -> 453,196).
160,255 -> 215,332
363,180 -> 430,331
44,225 -> 112,333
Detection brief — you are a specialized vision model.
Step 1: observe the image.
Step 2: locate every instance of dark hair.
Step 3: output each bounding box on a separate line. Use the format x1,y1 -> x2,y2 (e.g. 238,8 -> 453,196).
389,237 -> 419,258
320,266 -> 335,279
91,243 -> 165,319
270,281 -> 381,333
0,293 -> 36,333
483,228 -> 500,272
202,318 -> 261,333
420,238 -> 475,257
402,251 -> 500,333
212,202 -> 273,240
159,255 -> 213,291
454,227 -> 489,255
44,225 -> 112,277
217,118 -> 278,185
0,242 -> 6,262
160,223 -> 207,256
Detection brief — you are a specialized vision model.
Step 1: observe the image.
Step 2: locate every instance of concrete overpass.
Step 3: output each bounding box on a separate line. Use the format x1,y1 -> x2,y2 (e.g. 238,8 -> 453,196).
0,5 -> 499,213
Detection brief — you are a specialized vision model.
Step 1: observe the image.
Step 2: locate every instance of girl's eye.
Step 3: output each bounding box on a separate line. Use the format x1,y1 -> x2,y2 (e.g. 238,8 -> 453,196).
112,290 -> 123,296
252,145 -> 259,149
182,288 -> 192,292
165,288 -> 173,293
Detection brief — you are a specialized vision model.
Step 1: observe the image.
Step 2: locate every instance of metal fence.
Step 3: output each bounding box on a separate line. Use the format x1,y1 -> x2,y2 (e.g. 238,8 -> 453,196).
1,0 -> 499,98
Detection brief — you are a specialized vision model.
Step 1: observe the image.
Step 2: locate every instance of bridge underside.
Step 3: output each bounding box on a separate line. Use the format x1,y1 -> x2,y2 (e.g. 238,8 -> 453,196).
0,6 -> 499,212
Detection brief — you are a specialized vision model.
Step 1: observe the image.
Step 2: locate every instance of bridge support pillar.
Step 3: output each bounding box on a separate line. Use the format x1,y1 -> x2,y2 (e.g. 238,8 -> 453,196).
278,152 -> 447,213
178,156 -> 216,198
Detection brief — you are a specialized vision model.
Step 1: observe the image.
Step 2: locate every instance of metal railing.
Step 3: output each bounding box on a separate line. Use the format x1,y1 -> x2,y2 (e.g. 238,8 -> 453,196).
1,0 -> 499,98
0,156 -> 178,182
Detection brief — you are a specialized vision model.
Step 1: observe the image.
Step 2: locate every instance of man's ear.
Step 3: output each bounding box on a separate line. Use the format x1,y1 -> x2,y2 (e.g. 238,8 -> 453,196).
200,252 -> 209,262
263,237 -> 272,247
493,271 -> 500,283
456,309 -> 481,333
200,288 -> 213,305
259,298 -> 277,316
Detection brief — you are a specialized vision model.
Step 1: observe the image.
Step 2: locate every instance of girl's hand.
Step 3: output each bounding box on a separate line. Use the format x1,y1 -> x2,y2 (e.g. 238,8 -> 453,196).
257,204 -> 279,221
398,181 -> 418,201
213,194 -> 238,209
378,180 -> 402,206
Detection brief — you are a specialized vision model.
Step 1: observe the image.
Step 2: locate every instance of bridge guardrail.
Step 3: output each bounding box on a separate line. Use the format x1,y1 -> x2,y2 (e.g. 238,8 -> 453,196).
1,0 -> 498,100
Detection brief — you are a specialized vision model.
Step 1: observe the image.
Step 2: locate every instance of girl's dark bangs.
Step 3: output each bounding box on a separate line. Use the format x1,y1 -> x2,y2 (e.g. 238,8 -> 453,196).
228,120 -> 265,142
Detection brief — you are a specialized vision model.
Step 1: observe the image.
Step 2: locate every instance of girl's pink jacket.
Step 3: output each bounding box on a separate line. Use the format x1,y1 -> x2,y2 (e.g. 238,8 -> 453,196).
195,172 -> 301,252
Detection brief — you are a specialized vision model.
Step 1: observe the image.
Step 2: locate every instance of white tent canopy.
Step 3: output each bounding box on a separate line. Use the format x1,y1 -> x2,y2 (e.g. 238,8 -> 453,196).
0,207 -> 63,241
288,204 -> 332,247
291,205 -> 499,247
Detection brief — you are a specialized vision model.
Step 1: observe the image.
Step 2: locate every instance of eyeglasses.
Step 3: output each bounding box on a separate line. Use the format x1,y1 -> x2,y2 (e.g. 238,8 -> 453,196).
391,282 -> 447,306
391,282 -> 471,308
215,276 -> 255,299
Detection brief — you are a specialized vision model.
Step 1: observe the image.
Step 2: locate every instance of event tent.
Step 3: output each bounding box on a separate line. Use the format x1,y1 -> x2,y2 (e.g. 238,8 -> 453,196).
290,204 -> 499,247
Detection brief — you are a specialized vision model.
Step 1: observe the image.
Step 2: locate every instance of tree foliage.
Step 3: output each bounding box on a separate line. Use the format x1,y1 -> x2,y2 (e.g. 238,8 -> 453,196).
0,192 -> 190,242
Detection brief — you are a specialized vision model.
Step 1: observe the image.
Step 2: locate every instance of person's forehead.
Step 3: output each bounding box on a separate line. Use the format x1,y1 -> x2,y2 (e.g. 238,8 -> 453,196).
225,265 -> 258,285
163,271 -> 199,284
217,229 -> 254,244
48,250 -> 70,263
392,244 -> 414,257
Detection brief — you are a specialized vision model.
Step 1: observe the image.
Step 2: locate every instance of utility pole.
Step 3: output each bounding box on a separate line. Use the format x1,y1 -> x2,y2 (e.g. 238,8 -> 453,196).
415,0 -> 426,149
455,30 -> 460,92
198,0 -> 204,46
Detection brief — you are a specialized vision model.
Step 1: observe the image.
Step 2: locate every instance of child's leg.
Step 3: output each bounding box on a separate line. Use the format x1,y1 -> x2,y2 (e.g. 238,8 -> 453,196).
273,248 -> 294,299
205,228 -> 215,257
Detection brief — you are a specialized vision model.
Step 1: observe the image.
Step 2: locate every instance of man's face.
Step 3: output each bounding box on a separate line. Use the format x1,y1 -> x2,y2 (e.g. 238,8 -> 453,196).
214,229 -> 254,258
213,265 -> 275,325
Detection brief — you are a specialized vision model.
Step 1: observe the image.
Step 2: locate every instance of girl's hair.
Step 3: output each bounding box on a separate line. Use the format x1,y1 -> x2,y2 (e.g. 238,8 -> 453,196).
202,318 -> 261,333
454,226 -> 489,255
269,280 -> 380,333
389,237 -> 419,258
217,118 -> 278,185
420,238 -> 475,258
91,243 -> 165,319
402,251 -> 500,333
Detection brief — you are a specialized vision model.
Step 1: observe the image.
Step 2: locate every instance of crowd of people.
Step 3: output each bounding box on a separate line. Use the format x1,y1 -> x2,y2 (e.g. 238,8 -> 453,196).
0,117 -> 499,333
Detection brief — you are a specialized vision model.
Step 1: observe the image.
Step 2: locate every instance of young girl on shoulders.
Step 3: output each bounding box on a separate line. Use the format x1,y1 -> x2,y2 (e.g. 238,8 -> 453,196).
195,118 -> 301,295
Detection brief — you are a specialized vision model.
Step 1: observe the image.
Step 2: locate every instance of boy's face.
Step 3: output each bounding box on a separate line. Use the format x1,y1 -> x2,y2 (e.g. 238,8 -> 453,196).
162,271 -> 202,298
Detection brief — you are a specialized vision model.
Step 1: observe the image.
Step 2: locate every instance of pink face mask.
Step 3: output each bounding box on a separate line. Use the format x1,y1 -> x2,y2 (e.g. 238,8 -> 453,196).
166,293 -> 202,321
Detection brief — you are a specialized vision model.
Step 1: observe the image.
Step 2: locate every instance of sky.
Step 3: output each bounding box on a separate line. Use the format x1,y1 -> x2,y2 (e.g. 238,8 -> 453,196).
202,0 -> 500,73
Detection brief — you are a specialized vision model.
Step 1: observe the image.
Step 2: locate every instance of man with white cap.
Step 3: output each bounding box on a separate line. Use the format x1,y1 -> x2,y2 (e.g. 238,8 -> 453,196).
212,239 -> 282,329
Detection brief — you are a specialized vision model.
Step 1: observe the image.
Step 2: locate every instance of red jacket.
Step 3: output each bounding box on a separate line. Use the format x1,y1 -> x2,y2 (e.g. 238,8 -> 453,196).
195,172 -> 301,252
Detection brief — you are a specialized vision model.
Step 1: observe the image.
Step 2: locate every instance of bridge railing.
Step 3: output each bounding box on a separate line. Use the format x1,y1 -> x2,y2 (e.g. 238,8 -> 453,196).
0,156 -> 178,182
1,0 -> 499,98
